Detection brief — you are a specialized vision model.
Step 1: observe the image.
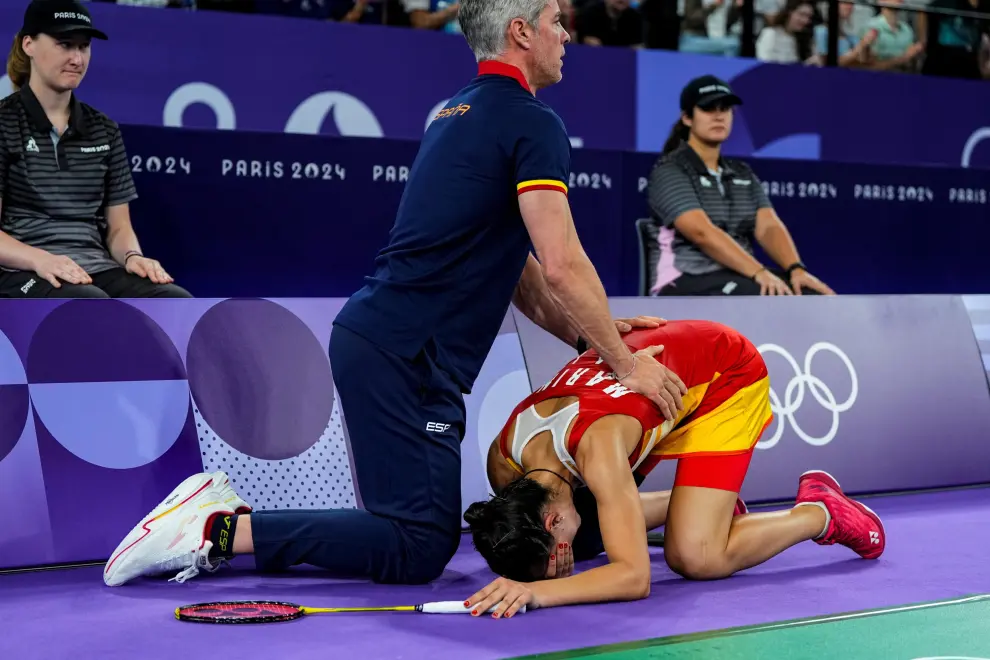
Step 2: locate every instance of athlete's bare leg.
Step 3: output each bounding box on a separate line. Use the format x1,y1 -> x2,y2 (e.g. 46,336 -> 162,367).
640,491 -> 671,531
662,485 -> 826,580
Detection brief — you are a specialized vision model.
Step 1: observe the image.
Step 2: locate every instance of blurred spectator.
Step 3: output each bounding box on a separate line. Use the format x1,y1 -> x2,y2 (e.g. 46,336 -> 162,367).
756,0 -> 817,62
679,0 -> 741,56
577,0 -> 645,47
728,0 -> 788,41
256,0 -> 421,24
646,76 -> 834,297
823,0 -> 877,38
190,0 -> 255,12
918,0 -> 990,78
814,0 -> 873,66
111,0 -> 187,6
857,0 -> 924,72
560,0 -> 578,41
97,0 -> 195,6
87,0 -> 990,83
331,0 -> 380,23
400,0 -> 460,30
641,0 -> 682,50
258,0 -> 375,22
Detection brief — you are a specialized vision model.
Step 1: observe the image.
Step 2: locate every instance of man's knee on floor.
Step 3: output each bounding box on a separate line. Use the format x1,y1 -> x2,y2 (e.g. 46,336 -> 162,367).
392,532 -> 459,584
401,555 -> 450,584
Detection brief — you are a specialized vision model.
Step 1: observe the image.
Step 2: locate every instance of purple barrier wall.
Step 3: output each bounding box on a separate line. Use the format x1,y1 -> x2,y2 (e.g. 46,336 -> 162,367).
0,299 -> 525,570
514,296 -> 990,502
2,295 -> 989,570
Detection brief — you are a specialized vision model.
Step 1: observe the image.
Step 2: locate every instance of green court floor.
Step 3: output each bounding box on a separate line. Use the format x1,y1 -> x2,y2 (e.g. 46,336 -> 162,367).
517,595 -> 990,660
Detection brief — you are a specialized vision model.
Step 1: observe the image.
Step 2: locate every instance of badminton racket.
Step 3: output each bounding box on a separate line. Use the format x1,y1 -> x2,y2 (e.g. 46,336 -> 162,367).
175,599 -> 527,623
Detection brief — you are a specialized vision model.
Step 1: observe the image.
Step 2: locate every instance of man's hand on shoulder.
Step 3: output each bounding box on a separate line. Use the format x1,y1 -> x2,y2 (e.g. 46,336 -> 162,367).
617,345 -> 686,422
613,316 -> 666,333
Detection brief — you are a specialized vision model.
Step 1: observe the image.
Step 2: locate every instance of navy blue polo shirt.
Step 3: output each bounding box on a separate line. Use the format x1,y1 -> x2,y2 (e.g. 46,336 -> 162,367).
334,61 -> 571,393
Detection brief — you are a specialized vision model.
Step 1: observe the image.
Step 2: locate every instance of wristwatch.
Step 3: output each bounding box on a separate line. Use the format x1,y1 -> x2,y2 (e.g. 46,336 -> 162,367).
785,261 -> 807,276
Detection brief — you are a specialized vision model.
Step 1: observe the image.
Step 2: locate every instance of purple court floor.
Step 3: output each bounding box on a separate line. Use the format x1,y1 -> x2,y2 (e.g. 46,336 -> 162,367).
3,487 -> 989,660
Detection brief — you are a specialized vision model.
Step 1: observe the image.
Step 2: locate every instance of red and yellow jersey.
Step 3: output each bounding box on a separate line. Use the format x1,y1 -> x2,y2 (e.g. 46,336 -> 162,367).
498,320 -> 773,479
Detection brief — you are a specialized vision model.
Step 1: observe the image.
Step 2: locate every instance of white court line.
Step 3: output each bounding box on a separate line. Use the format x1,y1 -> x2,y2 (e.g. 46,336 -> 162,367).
971,325 -> 990,341
722,594 -> 990,636
962,296 -> 990,311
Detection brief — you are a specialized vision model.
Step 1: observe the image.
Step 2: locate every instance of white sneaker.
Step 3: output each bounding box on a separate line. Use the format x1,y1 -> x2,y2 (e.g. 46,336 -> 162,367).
103,471 -> 252,587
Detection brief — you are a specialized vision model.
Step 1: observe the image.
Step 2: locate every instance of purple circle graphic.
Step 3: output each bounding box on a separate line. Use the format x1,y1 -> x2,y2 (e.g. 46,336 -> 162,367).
186,299 -> 333,460
0,329 -> 29,460
0,386 -> 29,462
26,300 -> 186,383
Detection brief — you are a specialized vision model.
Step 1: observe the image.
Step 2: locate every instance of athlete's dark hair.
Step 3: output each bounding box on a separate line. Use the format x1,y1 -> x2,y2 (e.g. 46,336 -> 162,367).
464,478 -> 554,582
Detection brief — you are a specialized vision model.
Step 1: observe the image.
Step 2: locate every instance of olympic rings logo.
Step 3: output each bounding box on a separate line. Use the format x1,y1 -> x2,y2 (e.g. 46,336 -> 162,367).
757,342 -> 858,449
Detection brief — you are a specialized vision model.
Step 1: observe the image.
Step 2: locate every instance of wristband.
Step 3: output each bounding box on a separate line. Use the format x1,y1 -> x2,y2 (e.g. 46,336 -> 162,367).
124,251 -> 143,264
575,337 -> 588,354
785,262 -> 806,276
614,355 -> 637,381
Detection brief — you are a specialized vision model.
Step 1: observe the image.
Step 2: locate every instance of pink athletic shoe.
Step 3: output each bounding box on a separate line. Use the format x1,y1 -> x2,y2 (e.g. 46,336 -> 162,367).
733,496 -> 748,517
797,470 -> 885,560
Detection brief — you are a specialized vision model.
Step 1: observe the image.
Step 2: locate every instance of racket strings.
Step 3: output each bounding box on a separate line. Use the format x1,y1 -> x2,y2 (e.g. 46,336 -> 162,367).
178,601 -> 302,621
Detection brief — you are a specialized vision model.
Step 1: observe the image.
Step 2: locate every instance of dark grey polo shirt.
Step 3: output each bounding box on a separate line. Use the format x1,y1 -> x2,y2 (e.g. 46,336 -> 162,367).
0,86 -> 138,274
647,143 -> 772,280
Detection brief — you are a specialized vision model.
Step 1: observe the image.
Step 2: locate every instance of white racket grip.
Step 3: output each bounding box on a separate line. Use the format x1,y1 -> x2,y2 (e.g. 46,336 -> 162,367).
420,601 -> 527,615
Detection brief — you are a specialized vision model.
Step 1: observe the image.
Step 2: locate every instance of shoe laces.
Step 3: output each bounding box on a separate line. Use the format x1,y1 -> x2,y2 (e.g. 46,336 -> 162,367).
166,541 -> 222,584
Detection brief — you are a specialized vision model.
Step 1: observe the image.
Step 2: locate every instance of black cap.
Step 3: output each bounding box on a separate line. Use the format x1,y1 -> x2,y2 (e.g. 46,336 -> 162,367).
21,0 -> 109,40
679,75 -> 742,112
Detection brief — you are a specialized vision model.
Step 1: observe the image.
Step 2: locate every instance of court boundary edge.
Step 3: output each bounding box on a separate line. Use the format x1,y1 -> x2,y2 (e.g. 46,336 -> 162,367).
0,560 -> 105,575
508,593 -> 990,660
5,485 -> 989,570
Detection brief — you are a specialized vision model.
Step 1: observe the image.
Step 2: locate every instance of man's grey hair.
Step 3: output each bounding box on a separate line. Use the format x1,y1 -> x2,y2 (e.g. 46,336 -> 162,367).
458,0 -> 549,63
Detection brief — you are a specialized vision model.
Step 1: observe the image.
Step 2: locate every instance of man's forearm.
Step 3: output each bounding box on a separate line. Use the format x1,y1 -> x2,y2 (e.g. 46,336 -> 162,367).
514,253 -> 581,347
513,267 -> 579,348
544,253 -> 635,375
0,229 -> 45,271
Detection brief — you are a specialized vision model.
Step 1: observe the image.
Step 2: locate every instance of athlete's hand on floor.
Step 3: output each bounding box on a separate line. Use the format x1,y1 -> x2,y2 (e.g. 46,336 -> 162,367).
545,541 -> 573,579
466,576 -> 542,618
619,345 -> 687,422
613,316 -> 667,333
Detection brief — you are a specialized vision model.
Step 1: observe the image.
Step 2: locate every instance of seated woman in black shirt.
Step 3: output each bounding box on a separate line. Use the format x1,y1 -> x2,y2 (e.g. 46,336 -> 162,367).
647,75 -> 833,297
0,0 -> 190,299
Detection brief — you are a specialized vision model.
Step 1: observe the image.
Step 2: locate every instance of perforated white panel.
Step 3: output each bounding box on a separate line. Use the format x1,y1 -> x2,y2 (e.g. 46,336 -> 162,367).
193,392 -> 357,511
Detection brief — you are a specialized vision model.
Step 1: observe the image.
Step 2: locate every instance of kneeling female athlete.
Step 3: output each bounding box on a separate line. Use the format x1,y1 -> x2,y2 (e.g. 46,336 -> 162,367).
463,319 -> 885,618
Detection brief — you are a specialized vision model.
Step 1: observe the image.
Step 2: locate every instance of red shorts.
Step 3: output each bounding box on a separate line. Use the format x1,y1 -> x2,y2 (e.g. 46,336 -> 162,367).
672,448 -> 754,493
